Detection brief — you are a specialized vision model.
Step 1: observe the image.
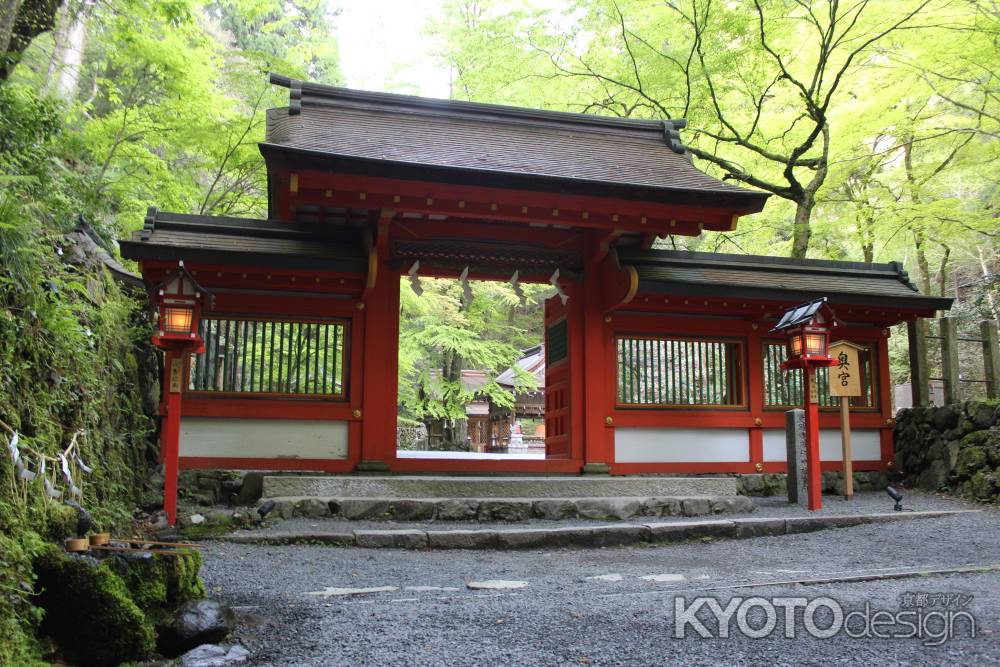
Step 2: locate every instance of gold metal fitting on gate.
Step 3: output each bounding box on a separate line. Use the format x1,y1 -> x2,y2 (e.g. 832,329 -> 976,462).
605,416 -> 614,426
754,463 -> 763,473
352,409 -> 362,419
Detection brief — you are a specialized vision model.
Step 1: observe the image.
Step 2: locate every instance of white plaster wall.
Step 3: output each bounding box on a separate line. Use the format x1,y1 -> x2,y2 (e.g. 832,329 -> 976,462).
762,428 -> 881,462
179,418 -> 348,460
614,428 -> 750,463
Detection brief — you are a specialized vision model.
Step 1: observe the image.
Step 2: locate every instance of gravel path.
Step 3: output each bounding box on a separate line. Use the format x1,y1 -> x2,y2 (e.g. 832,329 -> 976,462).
229,490 -> 980,536
199,494 -> 1000,666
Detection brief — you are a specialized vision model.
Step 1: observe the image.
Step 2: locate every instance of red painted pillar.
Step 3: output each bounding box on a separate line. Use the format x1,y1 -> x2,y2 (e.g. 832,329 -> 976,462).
580,239 -> 610,474
161,350 -> 184,525
358,269 -> 400,471
804,367 -> 823,511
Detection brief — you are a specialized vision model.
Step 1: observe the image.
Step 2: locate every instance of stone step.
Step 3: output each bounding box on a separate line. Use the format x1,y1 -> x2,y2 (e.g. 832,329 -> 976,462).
260,495 -> 755,522
217,510 -> 983,550
262,475 -> 737,499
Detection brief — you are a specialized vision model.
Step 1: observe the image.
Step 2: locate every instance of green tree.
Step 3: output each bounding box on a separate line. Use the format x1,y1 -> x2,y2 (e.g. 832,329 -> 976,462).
398,276 -> 548,448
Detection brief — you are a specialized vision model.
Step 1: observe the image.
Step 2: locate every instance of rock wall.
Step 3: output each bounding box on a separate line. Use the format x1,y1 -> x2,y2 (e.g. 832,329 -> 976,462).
735,471 -> 888,497
894,401 -> 1000,502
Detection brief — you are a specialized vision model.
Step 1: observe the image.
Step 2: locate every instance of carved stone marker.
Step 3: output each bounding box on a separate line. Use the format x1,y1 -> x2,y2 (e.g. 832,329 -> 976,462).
785,408 -> 808,507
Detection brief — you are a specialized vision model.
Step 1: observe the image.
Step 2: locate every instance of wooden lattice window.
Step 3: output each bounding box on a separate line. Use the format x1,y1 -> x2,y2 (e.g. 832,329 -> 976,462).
188,317 -> 348,397
546,319 -> 568,366
762,341 -> 876,409
616,335 -> 745,408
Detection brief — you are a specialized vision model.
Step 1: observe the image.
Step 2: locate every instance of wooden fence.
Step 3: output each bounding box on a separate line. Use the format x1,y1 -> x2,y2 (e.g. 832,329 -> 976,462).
908,317 -> 1000,405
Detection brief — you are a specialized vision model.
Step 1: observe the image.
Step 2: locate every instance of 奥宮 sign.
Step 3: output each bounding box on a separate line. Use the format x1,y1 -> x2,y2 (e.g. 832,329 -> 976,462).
828,340 -> 867,500
829,341 -> 862,398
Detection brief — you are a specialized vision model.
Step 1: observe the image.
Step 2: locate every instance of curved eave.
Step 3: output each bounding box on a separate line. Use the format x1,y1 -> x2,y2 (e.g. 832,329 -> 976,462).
118,239 -> 368,275
635,277 -> 953,316
258,143 -> 770,214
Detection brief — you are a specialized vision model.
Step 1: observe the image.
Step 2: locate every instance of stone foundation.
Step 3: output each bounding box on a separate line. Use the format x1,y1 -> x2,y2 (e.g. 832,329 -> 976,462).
733,471 -> 888,497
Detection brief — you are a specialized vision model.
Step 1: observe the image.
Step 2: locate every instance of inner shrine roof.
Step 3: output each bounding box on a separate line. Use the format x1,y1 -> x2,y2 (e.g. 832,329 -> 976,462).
619,248 -> 953,313
263,74 -> 769,212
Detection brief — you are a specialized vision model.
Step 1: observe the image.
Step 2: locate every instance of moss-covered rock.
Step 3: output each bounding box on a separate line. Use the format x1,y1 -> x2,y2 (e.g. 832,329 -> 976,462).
967,469 -> 998,501
105,550 -> 205,626
43,503 -> 81,542
33,545 -> 155,666
956,447 -> 988,478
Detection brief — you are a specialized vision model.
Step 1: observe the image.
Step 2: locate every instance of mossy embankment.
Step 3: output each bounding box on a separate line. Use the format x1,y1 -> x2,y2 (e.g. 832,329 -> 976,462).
1,84 -> 161,664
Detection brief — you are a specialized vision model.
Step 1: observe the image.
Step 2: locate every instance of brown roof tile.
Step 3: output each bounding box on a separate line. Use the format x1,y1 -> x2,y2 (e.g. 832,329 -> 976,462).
264,75 -> 769,212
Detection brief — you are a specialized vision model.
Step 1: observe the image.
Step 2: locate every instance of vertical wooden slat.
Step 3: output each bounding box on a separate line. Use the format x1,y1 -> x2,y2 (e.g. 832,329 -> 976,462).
247,321 -> 257,392
314,324 -> 322,394
303,323 -> 312,393
276,321 -> 286,394
213,321 -> 224,390
258,320 -> 267,392
295,322 -> 303,394
713,342 -> 721,404
643,338 -> 650,404
681,341 -> 694,405
321,323 -> 330,394
268,322 -> 276,392
227,319 -> 237,392
656,339 -> 664,404
236,320 -> 246,391
670,339 -> 676,404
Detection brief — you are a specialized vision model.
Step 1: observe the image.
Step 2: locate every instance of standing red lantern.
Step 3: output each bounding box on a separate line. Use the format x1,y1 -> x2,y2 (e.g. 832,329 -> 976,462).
148,262 -> 212,525
772,298 -> 838,510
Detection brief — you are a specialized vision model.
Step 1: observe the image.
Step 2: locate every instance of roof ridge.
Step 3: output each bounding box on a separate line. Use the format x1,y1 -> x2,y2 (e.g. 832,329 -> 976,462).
618,248 -> 903,274
268,72 -> 684,145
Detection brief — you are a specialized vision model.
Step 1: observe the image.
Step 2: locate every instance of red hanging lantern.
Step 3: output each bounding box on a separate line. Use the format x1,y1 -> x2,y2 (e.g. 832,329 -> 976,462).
150,261 -> 211,352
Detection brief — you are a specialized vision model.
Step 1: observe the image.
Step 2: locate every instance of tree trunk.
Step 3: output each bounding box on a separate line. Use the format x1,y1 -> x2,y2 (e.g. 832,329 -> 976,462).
53,3 -> 84,99
0,0 -> 25,57
0,0 -> 62,82
979,247 -> 1000,323
790,198 -> 813,259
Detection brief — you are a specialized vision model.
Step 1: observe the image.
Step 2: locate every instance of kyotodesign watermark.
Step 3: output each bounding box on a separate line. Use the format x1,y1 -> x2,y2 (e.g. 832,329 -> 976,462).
673,592 -> 976,646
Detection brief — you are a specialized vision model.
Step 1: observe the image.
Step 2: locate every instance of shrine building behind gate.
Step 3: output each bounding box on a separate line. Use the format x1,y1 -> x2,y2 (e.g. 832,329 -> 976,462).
120,74 -> 952,478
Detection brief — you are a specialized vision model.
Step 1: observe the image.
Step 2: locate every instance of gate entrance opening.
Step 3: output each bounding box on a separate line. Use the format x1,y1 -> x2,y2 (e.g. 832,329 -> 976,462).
396,276 -> 549,461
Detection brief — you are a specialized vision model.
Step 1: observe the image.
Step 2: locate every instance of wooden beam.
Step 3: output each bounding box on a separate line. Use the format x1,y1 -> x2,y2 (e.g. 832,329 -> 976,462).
287,170 -> 739,232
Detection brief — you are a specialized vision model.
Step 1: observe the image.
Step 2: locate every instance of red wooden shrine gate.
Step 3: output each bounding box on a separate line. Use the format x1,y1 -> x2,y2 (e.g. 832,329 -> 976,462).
121,74 -> 952,512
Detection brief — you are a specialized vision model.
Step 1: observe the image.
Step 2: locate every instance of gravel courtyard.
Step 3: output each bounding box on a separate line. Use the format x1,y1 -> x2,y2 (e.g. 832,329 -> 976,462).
199,493 -> 1000,666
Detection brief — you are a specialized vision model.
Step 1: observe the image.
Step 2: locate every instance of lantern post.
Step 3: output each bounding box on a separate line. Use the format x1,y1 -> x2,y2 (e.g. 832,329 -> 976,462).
148,261 -> 210,525
772,298 -> 838,511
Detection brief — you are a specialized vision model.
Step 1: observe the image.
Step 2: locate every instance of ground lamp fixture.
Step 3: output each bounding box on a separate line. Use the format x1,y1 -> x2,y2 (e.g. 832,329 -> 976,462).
886,486 -> 904,512
772,298 -> 839,511
149,261 -> 212,526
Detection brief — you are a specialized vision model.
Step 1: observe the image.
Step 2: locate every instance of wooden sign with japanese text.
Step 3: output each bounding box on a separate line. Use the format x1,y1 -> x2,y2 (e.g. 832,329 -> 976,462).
829,341 -> 864,397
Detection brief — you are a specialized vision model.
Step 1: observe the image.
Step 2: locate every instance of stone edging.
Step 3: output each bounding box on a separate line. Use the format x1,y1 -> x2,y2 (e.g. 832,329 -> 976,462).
214,510 -> 979,550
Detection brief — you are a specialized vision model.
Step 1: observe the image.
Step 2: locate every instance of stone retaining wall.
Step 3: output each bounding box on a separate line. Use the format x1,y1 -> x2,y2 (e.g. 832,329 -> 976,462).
734,471 -> 888,497
894,401 -> 1000,503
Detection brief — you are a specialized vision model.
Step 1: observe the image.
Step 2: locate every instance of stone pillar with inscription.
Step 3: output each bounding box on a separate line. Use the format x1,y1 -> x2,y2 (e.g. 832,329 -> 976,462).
785,408 -> 808,507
